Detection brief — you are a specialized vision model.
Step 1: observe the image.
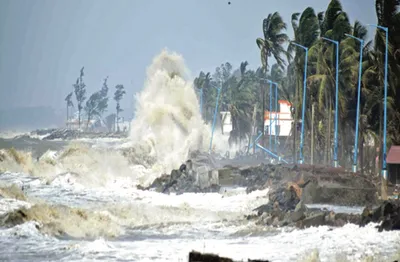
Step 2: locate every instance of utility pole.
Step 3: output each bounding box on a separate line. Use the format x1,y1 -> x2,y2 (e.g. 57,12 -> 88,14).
311,103 -> 315,165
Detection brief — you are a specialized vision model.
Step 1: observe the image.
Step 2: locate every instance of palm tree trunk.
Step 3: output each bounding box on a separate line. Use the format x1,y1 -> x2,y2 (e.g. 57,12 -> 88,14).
248,103 -> 257,154
323,90 -> 328,165
78,109 -> 81,130
87,113 -> 91,130
66,104 -> 69,129
340,123 -> 344,166
293,77 -> 299,163
116,110 -> 119,132
311,103 -> 315,165
326,98 -> 332,165
359,134 -> 365,176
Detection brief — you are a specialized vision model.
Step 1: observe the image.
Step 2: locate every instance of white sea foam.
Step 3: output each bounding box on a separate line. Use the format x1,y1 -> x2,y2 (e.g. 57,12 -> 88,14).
127,49 -> 230,184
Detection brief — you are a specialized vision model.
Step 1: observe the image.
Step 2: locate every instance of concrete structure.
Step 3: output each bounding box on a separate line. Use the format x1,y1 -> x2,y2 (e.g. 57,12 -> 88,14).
66,111 -> 105,131
264,100 -> 293,137
195,166 -> 219,189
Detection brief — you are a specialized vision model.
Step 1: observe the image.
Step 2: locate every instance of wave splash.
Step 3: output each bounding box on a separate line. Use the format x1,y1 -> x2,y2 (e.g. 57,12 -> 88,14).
128,49 -> 228,183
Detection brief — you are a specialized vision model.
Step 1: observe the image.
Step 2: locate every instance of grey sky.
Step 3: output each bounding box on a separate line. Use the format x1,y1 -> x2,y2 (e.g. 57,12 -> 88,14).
0,0 -> 376,118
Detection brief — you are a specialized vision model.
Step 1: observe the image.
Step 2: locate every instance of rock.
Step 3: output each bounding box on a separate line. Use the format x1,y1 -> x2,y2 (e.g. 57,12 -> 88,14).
188,251 -> 270,262
297,213 -> 326,229
41,128 -> 128,140
143,164 -> 220,194
188,251 -> 233,262
289,209 -> 306,223
361,200 -> 400,232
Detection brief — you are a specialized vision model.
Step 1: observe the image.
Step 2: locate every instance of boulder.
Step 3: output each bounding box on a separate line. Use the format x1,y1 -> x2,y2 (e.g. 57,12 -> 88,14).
296,212 -> 326,229
361,200 -> 400,232
143,165 -> 220,194
188,251 -> 270,262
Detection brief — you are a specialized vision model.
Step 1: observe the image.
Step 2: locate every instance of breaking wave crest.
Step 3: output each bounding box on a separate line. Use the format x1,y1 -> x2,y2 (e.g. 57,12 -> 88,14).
0,144 -> 136,188
129,49 -> 227,178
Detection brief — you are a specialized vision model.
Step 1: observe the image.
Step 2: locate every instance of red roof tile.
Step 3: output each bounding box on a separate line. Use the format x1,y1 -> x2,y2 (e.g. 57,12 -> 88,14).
387,146 -> 400,164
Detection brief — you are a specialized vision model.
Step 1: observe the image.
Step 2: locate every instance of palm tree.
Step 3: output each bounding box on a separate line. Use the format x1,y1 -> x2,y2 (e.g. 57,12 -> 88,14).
228,61 -> 254,147
288,7 -> 320,162
256,12 -> 289,72
256,12 -> 289,149
194,71 -> 213,122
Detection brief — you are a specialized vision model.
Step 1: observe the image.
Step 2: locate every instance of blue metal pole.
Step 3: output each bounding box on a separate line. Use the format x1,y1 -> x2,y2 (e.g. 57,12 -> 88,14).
249,132 -> 263,150
334,42 -> 339,168
275,82 -> 278,154
321,37 -> 339,167
269,82 -> 272,149
290,42 -> 308,165
300,48 -> 308,165
367,24 -> 389,180
383,28 -> 388,175
209,86 -> 221,153
345,34 -> 364,173
256,143 -> 289,164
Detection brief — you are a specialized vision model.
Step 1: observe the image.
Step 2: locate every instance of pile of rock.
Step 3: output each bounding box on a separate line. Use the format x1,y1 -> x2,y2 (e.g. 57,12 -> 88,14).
43,129 -> 80,140
140,161 -> 220,194
39,128 -> 128,140
188,251 -> 270,262
360,200 -> 400,231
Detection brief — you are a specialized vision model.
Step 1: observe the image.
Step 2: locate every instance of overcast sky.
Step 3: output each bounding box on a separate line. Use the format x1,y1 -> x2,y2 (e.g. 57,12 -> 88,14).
0,0 -> 376,117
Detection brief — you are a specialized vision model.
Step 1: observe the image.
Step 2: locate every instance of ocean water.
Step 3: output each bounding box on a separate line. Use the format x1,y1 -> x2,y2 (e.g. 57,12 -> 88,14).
1,171 -> 400,262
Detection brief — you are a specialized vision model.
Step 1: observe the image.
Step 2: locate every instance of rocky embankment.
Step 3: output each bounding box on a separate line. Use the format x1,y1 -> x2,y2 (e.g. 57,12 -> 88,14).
30,128 -> 128,140
141,151 -> 220,194
142,157 -> 400,232
247,179 -> 400,231
144,160 -> 378,206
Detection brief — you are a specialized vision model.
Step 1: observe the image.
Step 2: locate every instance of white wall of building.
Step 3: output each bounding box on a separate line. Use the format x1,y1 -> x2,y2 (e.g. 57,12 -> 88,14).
264,100 -> 293,137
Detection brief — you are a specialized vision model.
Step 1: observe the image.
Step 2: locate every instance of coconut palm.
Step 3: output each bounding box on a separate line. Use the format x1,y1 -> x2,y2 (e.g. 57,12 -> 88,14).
256,12 -> 289,73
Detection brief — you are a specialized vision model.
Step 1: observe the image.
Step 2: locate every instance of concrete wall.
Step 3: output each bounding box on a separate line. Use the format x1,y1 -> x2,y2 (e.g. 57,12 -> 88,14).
195,166 -> 219,189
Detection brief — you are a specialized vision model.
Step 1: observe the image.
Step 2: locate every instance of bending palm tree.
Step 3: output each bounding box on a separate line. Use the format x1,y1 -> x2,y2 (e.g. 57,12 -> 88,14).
256,12 -> 289,149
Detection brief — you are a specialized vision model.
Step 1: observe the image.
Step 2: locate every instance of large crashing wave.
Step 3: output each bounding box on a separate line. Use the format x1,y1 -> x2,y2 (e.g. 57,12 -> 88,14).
129,49 -> 215,175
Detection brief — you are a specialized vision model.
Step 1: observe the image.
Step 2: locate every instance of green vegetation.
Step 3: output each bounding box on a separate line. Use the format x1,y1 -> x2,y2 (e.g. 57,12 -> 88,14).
195,0 -> 400,172
114,84 -> 126,132
84,76 -> 109,128
73,67 -> 87,129
66,68 -> 127,132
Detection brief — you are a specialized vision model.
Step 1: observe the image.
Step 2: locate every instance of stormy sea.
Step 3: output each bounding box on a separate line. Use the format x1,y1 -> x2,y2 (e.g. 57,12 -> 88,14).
1,50 -> 399,262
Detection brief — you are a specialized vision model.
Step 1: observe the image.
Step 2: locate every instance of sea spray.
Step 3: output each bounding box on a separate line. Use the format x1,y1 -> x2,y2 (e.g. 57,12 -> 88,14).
129,49 -> 227,178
